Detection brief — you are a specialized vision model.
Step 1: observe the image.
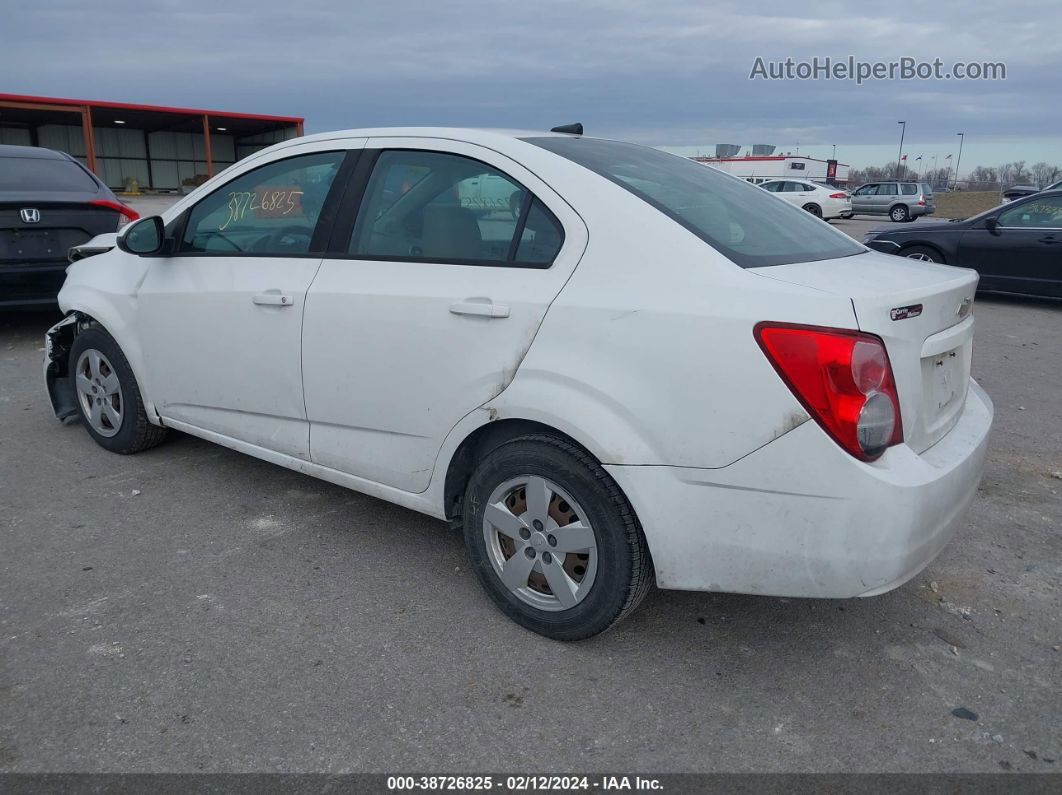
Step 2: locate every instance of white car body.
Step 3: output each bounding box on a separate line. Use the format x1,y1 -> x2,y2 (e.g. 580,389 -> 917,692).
761,179 -> 852,220
46,127 -> 992,614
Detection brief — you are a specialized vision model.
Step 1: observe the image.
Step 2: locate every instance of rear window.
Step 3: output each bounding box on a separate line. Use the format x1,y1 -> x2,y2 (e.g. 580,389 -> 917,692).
0,156 -> 100,193
525,137 -> 864,268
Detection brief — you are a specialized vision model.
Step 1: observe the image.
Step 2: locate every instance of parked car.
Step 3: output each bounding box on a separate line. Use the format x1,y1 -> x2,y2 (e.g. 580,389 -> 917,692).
1,144 -> 138,309
759,179 -> 852,220
864,189 -> 1062,298
1002,178 -> 1062,202
44,128 -> 992,640
850,181 -> 935,222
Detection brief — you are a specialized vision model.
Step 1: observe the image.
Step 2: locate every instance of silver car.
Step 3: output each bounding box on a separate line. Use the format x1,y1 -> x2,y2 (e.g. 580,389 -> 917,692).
850,181 -> 935,222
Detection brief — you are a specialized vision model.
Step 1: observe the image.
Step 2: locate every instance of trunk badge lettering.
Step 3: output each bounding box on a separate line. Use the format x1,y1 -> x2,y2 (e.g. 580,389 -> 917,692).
890,303 -> 922,321
20,208 -> 41,224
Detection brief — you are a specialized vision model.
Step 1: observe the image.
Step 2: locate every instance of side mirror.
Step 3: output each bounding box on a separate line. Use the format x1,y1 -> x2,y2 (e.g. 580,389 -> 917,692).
984,216 -> 1001,235
118,216 -> 166,255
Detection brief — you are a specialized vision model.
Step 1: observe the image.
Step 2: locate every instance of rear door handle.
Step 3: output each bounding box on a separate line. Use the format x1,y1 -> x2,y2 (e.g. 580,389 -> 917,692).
252,293 -> 294,306
1039,236 -> 1061,244
449,300 -> 510,318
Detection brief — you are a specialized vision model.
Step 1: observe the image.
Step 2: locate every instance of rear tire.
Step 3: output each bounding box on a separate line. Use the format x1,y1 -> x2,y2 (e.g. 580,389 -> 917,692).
901,245 -> 945,263
802,203 -> 822,218
462,434 -> 653,640
890,205 -> 910,222
69,326 -> 168,454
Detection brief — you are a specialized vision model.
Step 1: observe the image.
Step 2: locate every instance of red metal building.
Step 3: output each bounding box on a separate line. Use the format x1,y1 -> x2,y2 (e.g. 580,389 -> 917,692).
0,93 -> 304,190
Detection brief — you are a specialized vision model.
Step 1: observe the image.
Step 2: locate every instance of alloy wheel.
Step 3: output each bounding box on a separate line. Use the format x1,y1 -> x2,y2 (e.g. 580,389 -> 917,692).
74,348 -> 124,437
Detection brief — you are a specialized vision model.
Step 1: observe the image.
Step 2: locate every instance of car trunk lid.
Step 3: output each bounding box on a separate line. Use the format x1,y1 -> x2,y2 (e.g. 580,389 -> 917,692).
755,251 -> 979,453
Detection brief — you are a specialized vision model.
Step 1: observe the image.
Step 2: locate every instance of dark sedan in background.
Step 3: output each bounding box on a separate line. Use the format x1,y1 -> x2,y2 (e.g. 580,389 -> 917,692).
1002,178 -> 1062,202
864,190 -> 1062,298
1,144 -> 137,309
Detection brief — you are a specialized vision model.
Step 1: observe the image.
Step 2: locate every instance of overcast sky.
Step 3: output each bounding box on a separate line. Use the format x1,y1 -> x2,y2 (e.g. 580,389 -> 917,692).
3,0 -> 1059,170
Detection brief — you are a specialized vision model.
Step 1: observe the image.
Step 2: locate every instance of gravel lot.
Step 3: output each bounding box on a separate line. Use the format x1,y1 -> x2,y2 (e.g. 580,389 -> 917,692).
0,210 -> 1059,774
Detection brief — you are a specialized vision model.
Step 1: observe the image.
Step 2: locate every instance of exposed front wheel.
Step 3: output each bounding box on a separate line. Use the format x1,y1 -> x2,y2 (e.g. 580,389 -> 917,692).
69,326 -> 168,454
890,205 -> 910,222
462,434 -> 653,640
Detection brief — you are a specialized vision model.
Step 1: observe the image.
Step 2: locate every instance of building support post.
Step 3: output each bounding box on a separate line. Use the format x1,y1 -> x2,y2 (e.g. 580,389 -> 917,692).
202,114 -> 214,178
81,105 -> 97,175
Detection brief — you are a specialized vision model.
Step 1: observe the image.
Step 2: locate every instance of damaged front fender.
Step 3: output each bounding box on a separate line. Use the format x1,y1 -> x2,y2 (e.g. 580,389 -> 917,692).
44,312 -> 85,422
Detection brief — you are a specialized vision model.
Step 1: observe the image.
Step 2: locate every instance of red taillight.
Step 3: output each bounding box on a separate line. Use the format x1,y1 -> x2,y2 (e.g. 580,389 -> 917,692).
89,199 -> 140,222
829,192 -> 847,199
754,323 -> 903,461
917,199 -> 926,206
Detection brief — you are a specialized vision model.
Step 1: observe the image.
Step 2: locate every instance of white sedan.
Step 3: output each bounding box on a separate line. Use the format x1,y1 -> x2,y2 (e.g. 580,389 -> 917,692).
760,179 -> 852,219
44,127 -> 992,640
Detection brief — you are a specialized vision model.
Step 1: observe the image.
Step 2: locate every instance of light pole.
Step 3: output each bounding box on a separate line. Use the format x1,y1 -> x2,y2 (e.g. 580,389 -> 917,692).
832,144 -> 836,159
896,121 -> 906,179
954,132 -> 965,190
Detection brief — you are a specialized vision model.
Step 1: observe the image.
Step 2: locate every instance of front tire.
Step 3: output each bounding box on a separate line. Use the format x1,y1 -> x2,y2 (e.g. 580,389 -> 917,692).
462,434 -> 653,640
69,326 -> 168,454
901,245 -> 945,263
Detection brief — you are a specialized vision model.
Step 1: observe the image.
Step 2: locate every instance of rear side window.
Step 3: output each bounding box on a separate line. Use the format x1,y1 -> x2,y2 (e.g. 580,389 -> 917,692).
901,184 -> 918,195
526,137 -> 863,268
349,150 -> 564,267
879,184 -> 898,196
181,151 -> 344,255
0,156 -> 99,192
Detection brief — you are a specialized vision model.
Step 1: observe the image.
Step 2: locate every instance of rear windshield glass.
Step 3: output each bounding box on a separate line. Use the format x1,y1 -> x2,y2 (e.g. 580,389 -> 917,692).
525,137 -> 864,268
0,156 -> 100,193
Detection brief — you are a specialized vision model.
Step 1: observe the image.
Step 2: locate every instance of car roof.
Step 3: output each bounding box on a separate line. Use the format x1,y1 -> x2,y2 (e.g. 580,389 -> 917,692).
0,144 -> 72,160
292,127 -> 571,147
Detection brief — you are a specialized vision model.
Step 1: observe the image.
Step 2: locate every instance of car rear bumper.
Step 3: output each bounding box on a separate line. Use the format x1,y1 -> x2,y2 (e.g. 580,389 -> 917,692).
605,379 -> 993,597
0,262 -> 66,308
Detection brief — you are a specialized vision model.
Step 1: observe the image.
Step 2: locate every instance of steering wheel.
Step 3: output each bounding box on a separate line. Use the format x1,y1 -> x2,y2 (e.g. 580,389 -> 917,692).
251,225 -> 314,253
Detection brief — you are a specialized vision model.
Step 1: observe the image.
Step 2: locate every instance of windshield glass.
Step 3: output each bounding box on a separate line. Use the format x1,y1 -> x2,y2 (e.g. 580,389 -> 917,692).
0,156 -> 100,193
525,137 -> 865,268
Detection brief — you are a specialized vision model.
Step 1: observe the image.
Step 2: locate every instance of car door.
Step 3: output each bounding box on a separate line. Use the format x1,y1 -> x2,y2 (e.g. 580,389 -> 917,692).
957,195 -> 1062,295
301,139 -> 587,492
851,184 -> 876,213
876,183 -> 898,214
136,141 -> 363,458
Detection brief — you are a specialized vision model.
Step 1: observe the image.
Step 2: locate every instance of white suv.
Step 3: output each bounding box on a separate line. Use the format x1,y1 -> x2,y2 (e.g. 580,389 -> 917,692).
45,128 -> 992,640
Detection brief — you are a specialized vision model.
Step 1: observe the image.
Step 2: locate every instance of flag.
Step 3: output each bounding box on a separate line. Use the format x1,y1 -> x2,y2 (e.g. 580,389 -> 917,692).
901,154 -> 907,161
945,154 -> 953,159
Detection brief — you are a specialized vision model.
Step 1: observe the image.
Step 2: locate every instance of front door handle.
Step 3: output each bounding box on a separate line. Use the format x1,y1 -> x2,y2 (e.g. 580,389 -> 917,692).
252,293 -> 294,306
1039,236 -> 1061,244
450,299 -> 510,318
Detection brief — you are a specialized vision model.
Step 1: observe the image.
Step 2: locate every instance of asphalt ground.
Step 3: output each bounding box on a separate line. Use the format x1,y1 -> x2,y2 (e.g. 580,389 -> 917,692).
0,205 -> 1058,774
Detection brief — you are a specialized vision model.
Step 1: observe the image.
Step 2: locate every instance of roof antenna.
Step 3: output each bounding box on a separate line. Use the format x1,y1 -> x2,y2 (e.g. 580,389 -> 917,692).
550,122 -> 583,135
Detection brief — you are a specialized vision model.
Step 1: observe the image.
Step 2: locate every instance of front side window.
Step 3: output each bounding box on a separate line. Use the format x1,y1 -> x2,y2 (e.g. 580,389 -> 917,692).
762,182 -> 782,192
998,196 -> 1062,228
526,137 -> 863,268
854,184 -> 877,196
350,150 -> 563,267
181,151 -> 344,254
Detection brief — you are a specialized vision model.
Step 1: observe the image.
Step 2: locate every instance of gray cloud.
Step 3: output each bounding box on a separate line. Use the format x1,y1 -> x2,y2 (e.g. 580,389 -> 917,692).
3,0 -> 1058,163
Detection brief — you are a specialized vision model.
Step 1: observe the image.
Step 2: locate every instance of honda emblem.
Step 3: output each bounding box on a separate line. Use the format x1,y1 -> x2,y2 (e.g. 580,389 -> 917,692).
20,208 -> 41,224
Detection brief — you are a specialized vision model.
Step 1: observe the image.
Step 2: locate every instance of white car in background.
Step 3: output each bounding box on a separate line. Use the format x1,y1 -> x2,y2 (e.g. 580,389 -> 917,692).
45,128 -> 992,640
761,179 -> 852,220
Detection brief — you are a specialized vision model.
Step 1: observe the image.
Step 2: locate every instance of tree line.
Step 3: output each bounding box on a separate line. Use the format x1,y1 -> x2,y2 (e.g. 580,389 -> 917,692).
847,160 -> 1061,190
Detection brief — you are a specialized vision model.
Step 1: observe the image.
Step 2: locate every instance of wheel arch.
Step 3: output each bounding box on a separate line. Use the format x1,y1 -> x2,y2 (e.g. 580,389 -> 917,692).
442,417 -> 606,524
